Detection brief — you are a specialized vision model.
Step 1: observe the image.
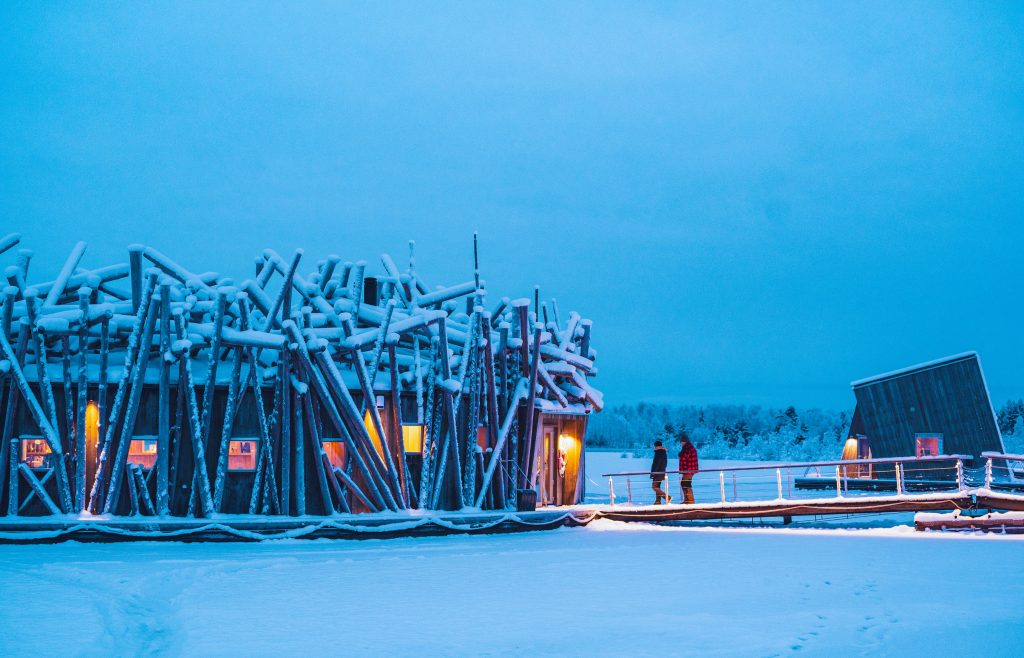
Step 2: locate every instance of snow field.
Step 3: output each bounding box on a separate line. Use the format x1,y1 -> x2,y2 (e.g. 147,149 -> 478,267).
0,521 -> 1022,656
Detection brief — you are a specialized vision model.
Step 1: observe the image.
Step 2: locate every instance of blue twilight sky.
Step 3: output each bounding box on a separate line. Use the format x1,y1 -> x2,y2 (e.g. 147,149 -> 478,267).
2,2 -> 1023,410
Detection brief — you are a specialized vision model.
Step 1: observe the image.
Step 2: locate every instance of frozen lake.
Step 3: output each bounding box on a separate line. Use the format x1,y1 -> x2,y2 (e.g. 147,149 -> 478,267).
1,521 -> 1023,656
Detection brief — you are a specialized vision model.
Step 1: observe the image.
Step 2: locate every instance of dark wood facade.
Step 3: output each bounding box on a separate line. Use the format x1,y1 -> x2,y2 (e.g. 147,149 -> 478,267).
846,352 -> 1003,463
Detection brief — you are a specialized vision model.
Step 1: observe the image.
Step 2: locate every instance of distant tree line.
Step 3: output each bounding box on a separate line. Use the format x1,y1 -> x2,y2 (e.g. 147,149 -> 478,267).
590,399 -> 1024,460
995,400 -> 1024,453
588,403 -> 850,461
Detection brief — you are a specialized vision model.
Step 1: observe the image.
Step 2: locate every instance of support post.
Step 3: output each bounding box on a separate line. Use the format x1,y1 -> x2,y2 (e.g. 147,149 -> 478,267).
157,282 -> 171,515
74,287 -> 90,510
128,245 -> 144,313
7,438 -> 17,515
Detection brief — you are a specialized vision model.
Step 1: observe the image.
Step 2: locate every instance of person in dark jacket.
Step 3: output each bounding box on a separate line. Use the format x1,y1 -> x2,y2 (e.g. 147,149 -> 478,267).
650,440 -> 671,504
678,437 -> 700,504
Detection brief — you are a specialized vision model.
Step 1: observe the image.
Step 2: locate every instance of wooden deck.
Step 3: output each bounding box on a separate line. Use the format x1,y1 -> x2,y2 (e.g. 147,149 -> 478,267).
0,509 -> 597,544
5,491 -> 1024,543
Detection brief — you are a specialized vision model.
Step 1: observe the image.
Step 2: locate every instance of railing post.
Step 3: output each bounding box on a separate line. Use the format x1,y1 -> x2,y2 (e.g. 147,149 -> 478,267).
985,458 -> 993,489
608,477 -> 615,506
626,478 -> 632,505
955,460 -> 963,492
719,471 -> 726,503
776,468 -> 783,500
732,471 -> 737,501
835,465 -> 842,498
8,437 -> 18,516
895,463 -> 903,496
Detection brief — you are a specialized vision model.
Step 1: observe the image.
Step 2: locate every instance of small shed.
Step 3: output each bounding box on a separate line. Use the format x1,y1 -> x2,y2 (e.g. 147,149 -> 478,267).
843,352 -> 1004,464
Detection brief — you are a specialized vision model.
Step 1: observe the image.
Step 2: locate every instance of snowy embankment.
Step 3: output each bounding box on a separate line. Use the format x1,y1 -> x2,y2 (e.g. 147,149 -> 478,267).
1,523 -> 1022,656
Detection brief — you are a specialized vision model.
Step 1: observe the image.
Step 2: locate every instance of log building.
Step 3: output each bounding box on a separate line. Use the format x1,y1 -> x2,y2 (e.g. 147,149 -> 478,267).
0,233 -> 602,519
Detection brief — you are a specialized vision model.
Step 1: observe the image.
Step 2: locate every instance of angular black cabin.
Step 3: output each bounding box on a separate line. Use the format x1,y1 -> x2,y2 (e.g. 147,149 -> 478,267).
843,352 -> 1004,464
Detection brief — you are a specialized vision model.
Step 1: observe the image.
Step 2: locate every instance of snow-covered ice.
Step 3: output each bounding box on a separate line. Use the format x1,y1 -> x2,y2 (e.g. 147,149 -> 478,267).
1,521 -> 1022,656
1,451 -> 1022,656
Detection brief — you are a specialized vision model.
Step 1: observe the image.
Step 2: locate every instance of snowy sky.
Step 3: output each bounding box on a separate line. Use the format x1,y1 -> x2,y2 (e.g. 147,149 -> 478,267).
2,2 -> 1023,409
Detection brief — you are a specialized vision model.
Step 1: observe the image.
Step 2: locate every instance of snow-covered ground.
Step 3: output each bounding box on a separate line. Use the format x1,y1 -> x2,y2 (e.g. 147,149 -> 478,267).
1,451 -> 1021,656
1,522 -> 1022,656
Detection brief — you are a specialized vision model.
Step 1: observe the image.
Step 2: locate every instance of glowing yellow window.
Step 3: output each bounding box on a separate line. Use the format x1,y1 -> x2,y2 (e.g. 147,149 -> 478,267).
228,439 -> 258,471
363,410 -> 385,459
20,438 -> 52,469
402,425 -> 424,453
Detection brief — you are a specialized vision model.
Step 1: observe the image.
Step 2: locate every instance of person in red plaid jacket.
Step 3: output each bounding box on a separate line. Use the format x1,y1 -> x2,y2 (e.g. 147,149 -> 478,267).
678,437 -> 699,504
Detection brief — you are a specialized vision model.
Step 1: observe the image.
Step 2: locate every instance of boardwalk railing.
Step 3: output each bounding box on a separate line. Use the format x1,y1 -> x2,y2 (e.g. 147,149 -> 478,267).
600,454 -> 973,508
979,452 -> 1024,488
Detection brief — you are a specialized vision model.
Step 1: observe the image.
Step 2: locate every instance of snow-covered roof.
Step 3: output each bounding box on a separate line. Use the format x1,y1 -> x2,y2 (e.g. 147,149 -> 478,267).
850,352 -> 978,388
0,233 -> 601,407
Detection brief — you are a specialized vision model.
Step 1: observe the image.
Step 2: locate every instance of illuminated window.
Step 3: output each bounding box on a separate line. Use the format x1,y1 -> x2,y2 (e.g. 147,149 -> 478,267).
323,439 -> 347,470
915,434 -> 943,458
402,425 -> 424,453
228,439 -> 258,471
20,438 -> 52,469
477,425 -> 488,451
841,435 -> 872,478
85,401 -> 100,447
362,410 -> 385,459
127,437 -> 158,469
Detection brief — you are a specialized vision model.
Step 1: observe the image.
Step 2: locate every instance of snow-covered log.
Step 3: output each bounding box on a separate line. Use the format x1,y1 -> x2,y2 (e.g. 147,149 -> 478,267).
415,281 -> 477,308
143,246 -> 214,295
0,233 -> 20,257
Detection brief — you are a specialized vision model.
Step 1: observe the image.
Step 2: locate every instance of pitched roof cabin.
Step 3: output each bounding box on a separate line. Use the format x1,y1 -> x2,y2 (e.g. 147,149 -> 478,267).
0,234 -> 602,518
842,352 -> 1003,469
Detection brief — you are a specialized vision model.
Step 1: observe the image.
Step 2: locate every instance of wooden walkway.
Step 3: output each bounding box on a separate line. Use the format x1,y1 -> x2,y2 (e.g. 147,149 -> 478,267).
4,491 -> 1024,543
591,491 -> 1024,523
0,509 -> 597,544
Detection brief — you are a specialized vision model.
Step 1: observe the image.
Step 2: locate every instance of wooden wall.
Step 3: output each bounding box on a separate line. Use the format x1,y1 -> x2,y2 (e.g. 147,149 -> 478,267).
850,354 -> 1003,463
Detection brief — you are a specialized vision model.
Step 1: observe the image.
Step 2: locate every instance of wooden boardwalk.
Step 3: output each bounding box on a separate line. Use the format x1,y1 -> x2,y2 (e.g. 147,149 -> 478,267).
0,509 -> 597,544
4,490 -> 1023,543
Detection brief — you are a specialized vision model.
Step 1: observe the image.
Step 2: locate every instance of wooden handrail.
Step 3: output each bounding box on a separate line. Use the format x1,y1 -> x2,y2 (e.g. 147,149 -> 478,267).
981,452 -> 1024,462
601,454 -> 973,478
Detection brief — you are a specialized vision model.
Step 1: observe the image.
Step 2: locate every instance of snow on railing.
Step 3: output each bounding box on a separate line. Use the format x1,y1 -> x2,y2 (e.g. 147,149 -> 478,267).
979,453 -> 1024,486
600,455 -> 972,508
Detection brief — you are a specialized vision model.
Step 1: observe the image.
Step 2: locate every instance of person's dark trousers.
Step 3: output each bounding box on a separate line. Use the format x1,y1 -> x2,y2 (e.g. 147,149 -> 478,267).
679,474 -> 695,504
652,476 -> 668,504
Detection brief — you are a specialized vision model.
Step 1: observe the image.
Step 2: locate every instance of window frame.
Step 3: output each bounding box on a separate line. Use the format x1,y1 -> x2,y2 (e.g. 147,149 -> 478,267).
227,438 -> 260,473
19,436 -> 52,470
322,437 -> 347,470
126,435 -> 159,470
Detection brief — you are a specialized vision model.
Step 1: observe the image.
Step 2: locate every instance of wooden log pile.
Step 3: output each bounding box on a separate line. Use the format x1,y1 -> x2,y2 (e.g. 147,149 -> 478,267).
0,233 -> 601,518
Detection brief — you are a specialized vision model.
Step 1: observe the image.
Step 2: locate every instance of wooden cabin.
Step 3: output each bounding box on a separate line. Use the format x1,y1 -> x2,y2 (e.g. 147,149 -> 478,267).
0,235 -> 602,519
841,352 -> 1003,472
